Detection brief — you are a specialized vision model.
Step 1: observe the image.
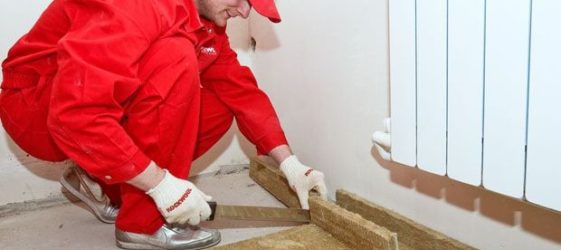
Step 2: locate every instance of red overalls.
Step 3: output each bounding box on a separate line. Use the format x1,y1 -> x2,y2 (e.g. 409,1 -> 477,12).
0,0 -> 287,234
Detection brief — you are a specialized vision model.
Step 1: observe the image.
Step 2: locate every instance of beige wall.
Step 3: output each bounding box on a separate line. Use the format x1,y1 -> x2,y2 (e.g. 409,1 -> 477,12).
246,0 -> 561,249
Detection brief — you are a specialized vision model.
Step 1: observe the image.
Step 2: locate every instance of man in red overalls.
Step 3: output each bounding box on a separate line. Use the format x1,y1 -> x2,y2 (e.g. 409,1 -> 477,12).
0,0 -> 328,249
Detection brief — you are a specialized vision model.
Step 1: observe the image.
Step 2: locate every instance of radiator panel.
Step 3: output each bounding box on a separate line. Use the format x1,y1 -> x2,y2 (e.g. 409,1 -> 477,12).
447,0 -> 486,185
525,0 -> 561,211
389,0 -> 418,167
416,0 -> 448,175
481,0 -> 530,198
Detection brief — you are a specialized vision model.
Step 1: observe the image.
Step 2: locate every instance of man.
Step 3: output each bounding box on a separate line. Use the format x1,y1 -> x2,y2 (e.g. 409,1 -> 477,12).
0,0 -> 328,249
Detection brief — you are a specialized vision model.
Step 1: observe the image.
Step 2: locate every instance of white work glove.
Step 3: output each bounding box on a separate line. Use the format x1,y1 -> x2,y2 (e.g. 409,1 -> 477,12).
146,170 -> 212,226
280,156 -> 328,209
372,117 -> 391,161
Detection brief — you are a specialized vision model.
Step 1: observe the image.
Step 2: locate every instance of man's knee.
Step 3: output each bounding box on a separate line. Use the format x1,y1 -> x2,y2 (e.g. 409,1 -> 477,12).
135,37 -> 200,107
138,38 -> 198,80
121,37 -> 202,166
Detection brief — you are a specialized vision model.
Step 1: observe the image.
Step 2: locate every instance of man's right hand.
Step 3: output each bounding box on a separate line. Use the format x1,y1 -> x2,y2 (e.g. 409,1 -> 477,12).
145,169 -> 212,225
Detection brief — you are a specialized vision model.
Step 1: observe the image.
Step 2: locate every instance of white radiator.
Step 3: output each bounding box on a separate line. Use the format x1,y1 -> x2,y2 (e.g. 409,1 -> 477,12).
384,0 -> 561,212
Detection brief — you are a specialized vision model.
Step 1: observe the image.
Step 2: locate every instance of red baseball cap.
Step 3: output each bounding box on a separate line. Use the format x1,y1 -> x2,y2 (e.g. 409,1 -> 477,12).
249,0 -> 281,23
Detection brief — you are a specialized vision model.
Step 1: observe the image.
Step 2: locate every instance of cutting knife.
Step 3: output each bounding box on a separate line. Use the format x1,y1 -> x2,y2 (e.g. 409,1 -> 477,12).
207,201 -> 310,223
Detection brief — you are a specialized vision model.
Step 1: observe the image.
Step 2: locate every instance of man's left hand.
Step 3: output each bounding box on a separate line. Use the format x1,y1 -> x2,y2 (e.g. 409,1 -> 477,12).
280,156 -> 328,209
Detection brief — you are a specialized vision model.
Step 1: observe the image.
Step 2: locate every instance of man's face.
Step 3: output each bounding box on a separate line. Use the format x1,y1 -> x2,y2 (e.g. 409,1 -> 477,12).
196,0 -> 251,27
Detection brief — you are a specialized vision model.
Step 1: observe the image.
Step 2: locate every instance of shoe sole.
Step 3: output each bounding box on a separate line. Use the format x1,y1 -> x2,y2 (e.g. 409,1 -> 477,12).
116,240 -> 161,250
116,237 -> 221,250
60,170 -> 115,224
115,239 -> 221,250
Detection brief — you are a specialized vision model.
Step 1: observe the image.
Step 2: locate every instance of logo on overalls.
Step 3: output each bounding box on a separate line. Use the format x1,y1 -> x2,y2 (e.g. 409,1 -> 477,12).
200,47 -> 217,55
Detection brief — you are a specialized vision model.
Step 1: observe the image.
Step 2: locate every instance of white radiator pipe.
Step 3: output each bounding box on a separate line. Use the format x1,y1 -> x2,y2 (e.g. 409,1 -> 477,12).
372,118 -> 392,161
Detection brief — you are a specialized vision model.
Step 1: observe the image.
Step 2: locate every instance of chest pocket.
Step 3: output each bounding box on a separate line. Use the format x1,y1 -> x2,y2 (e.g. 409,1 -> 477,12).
196,27 -> 220,71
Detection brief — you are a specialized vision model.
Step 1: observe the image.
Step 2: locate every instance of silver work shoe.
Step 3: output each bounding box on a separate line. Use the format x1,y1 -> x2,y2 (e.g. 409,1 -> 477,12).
115,224 -> 221,250
60,165 -> 119,223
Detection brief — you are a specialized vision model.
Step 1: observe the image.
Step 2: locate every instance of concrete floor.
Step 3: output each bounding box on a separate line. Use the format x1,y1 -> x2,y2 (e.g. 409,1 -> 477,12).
0,166 -> 300,249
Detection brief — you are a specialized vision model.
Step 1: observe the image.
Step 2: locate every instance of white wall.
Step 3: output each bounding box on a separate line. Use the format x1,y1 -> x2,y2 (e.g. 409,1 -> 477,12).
0,1 -> 253,206
247,0 -> 561,249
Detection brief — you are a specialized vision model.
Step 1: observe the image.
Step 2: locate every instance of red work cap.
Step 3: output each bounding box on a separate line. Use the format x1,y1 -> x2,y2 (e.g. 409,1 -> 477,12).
249,0 -> 281,23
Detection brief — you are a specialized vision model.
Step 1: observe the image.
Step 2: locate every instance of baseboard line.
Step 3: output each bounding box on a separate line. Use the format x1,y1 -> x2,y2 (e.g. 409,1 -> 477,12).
1,163 -> 250,218
0,194 -> 72,218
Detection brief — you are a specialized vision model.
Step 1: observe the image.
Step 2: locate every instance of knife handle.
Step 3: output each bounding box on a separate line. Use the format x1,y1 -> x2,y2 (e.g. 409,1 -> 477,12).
207,201 -> 217,221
